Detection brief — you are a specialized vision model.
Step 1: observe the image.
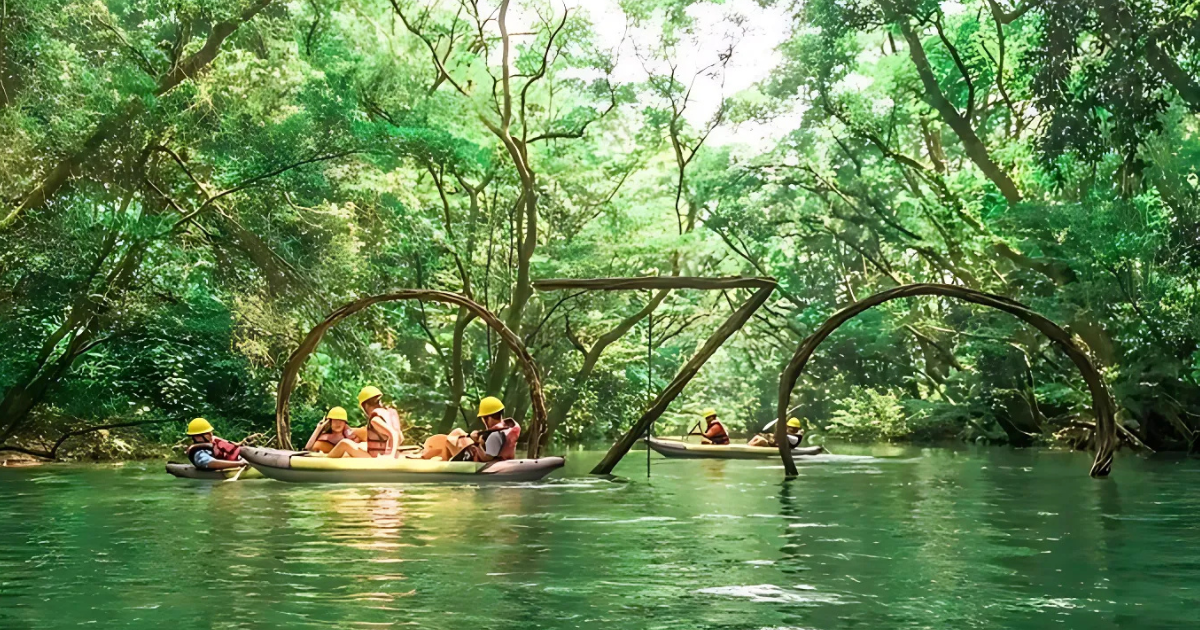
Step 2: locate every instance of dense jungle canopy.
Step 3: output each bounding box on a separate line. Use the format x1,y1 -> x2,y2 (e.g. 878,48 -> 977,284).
2,0 -> 1199,457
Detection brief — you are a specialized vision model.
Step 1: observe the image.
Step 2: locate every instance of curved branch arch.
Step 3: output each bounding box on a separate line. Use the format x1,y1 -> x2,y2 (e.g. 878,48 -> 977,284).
774,284 -> 1118,478
275,290 -> 547,457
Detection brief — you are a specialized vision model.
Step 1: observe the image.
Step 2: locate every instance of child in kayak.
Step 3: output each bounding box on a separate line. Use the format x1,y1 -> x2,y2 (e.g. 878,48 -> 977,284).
303,406 -> 359,454
184,418 -> 246,470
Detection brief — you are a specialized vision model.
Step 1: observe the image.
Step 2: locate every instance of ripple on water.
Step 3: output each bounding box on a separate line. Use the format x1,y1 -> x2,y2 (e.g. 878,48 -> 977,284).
2,449 -> 1200,629
696,584 -> 849,605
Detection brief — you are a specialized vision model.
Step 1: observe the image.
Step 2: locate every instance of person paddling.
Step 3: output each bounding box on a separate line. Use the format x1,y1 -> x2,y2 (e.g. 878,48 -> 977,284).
693,409 -> 730,445
184,418 -> 245,470
303,407 -> 358,454
463,396 -> 521,462
749,417 -> 806,448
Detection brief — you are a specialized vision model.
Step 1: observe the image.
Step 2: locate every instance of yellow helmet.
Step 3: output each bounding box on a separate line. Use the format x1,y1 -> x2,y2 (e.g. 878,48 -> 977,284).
787,417 -> 803,429
325,406 -> 348,422
702,408 -> 717,419
186,418 -> 214,435
477,396 -> 505,417
357,386 -> 383,406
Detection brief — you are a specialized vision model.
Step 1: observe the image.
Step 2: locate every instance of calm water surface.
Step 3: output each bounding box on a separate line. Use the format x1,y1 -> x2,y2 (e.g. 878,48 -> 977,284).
1,445 -> 1198,629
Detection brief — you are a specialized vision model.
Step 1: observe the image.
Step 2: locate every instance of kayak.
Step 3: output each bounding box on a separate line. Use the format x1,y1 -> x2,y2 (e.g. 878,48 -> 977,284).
647,437 -> 825,460
165,463 -> 264,480
240,446 -> 565,483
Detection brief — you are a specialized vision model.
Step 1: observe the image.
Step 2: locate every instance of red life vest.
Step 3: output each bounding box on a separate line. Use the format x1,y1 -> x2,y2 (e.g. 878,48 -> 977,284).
705,421 -> 730,445
186,437 -> 241,467
496,419 -> 520,460
476,419 -> 521,461
213,437 -> 241,461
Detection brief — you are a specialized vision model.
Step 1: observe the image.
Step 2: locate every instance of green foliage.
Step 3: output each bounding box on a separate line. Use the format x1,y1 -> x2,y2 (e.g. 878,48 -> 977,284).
824,388 -> 909,442
2,0 -> 1199,458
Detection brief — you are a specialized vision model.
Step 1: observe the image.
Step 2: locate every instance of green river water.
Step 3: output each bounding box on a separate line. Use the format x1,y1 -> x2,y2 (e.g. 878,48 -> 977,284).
1,445 -> 1197,629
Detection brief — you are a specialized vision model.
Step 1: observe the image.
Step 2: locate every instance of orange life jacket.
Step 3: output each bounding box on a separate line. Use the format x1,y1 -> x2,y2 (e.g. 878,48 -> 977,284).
365,407 -> 402,454
705,420 -> 730,445
317,426 -> 357,445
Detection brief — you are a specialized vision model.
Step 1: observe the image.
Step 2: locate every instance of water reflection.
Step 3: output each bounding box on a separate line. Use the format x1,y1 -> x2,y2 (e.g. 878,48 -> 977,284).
1,448 -> 1199,629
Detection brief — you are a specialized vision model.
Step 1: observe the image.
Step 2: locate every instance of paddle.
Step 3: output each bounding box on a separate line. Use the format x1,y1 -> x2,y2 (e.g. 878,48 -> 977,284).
224,465 -> 247,483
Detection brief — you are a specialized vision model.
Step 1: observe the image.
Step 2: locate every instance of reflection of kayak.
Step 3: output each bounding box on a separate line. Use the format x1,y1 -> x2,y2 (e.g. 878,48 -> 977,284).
240,446 -> 565,483
165,463 -> 264,480
648,437 -> 825,460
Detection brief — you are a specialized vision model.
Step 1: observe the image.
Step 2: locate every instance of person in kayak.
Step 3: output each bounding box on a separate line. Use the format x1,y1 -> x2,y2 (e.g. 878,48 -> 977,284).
411,428 -> 475,461
303,406 -> 359,454
693,409 -> 730,445
748,417 -> 806,448
327,386 -> 404,457
184,418 -> 245,470
462,396 -> 521,462
361,386 -> 404,456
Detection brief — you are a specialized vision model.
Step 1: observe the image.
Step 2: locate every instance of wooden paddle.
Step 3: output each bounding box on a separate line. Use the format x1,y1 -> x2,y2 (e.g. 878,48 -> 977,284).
224,465 -> 247,482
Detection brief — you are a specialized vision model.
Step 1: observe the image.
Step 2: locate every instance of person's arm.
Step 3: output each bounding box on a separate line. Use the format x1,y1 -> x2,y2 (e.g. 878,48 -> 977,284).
477,431 -> 505,462
205,459 -> 246,470
303,419 -> 329,451
702,424 -> 721,439
192,450 -> 244,470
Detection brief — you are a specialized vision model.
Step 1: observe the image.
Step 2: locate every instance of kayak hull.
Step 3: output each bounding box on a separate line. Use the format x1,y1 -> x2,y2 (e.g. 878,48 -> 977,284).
240,446 -> 564,483
648,437 -> 825,460
165,463 -> 264,480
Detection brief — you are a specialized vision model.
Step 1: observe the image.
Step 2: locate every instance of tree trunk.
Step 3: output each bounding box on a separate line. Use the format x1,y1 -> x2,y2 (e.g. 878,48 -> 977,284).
0,0 -> 276,231
889,8 -> 1022,205
544,290 -> 669,441
434,308 -> 476,433
0,225 -> 146,440
1092,0 -> 1200,112
591,284 -> 775,474
486,186 -> 537,394
1145,35 -> 1200,111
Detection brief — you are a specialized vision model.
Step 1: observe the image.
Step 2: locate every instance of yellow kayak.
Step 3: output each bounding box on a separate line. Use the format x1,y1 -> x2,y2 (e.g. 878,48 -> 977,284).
648,437 -> 825,460
241,446 -> 564,483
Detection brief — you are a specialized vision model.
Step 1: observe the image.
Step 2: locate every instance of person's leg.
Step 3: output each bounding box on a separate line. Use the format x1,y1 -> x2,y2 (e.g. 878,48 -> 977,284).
344,441 -> 374,457
419,435 -> 450,460
327,440 -> 368,458
311,439 -> 334,454
747,435 -> 768,447
326,440 -> 350,458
